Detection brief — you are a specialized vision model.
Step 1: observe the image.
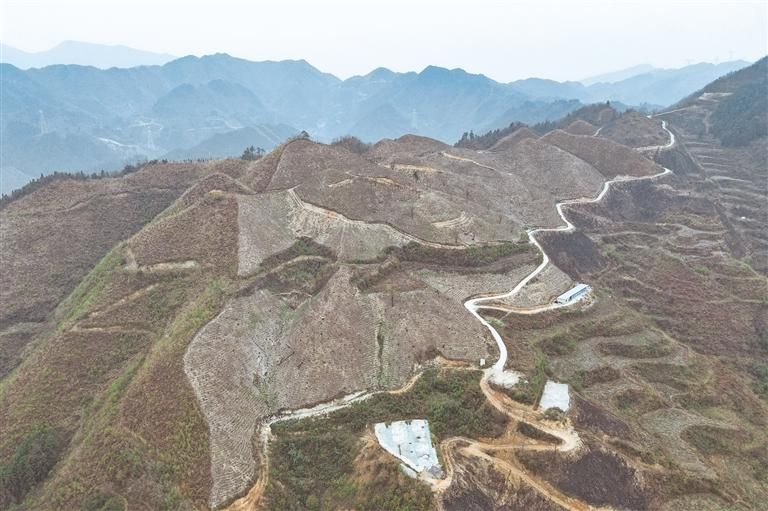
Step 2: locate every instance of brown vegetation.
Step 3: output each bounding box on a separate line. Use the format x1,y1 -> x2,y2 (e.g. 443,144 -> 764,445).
1,82 -> 765,509
542,129 -> 663,179
599,111 -> 669,148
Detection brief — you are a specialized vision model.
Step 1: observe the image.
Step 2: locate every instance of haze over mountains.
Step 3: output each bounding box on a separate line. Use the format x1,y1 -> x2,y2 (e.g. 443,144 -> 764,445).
0,46 -> 751,194
580,64 -> 657,85
0,41 -> 176,69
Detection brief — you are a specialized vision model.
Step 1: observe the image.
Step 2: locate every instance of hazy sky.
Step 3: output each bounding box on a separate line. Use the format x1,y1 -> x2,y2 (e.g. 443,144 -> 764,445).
2,0 -> 766,81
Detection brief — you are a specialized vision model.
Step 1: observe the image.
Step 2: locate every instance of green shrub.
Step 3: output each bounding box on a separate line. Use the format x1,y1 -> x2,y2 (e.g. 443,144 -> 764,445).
517,422 -> 560,443
261,259 -> 337,295
266,369 -> 503,510
330,135 -> 371,155
0,425 -> 62,507
259,237 -> 336,272
710,72 -> 768,146
386,241 -> 534,268
543,408 -> 565,422
539,335 -> 576,356
505,356 -> 550,405
274,368 -> 505,440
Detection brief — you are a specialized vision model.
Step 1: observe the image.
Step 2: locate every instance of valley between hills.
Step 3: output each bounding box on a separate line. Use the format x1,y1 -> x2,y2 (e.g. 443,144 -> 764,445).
0,58 -> 766,511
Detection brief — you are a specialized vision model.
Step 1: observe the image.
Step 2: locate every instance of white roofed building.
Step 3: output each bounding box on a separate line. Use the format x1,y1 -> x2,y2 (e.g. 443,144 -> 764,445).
555,283 -> 590,305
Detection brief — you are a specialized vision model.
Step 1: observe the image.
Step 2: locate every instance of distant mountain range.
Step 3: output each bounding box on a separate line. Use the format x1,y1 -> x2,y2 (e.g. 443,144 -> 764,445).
0,41 -> 175,69
527,61 -> 751,105
0,49 -> 753,194
580,64 -> 658,85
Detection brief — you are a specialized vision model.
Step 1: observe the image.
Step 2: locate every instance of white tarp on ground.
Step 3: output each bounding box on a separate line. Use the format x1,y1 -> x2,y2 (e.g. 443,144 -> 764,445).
489,369 -> 522,388
539,381 -> 570,411
374,419 -> 442,477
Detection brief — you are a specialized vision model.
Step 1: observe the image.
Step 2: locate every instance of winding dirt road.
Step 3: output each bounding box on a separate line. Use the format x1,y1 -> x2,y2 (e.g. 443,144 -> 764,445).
465,163 -> 673,375
635,119 -> 676,151
224,120 -> 675,511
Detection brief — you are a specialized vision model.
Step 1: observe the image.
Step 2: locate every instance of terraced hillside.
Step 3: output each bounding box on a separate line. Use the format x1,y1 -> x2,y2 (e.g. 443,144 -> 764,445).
472,61 -> 767,510
0,62 -> 765,511
654,58 -> 768,273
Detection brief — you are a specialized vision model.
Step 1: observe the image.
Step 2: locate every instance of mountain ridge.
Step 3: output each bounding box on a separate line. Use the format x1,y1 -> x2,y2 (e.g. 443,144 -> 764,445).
0,53 -> 757,195
0,41 -> 176,69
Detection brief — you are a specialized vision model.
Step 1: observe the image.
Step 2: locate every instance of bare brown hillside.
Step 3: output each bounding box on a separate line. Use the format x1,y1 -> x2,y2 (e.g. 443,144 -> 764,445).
0,161 -> 248,379
475,100 -> 768,509
564,120 -> 597,136
599,110 -> 669,148
655,88 -> 768,273
0,183 -> 241,509
488,127 -> 539,151
0,134 -> 558,509
542,129 -> 662,179
0,90 -> 764,511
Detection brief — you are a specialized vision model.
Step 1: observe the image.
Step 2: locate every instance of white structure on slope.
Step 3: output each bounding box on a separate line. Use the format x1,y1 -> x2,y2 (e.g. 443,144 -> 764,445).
554,283 -> 590,305
374,419 -> 443,478
539,381 -> 570,412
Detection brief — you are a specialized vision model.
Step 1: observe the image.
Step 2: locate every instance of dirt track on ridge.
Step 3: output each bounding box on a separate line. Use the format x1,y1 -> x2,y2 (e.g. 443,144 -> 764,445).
224,122 -> 676,511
